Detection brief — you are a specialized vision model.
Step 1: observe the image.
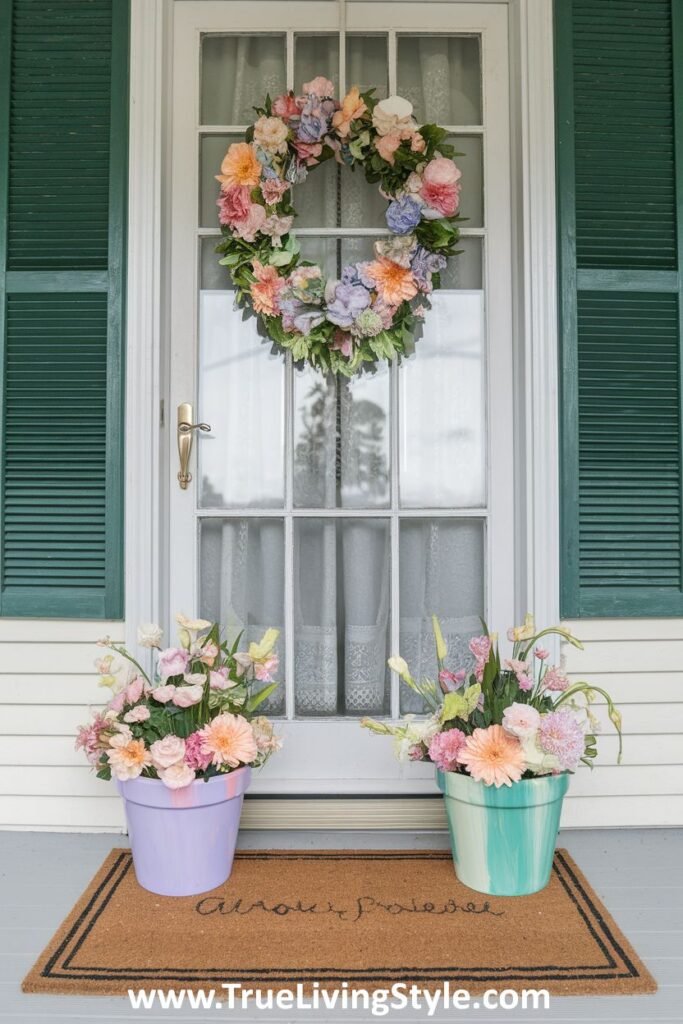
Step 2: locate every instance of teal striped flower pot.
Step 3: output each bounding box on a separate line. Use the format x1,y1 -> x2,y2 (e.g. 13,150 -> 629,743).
437,769 -> 570,897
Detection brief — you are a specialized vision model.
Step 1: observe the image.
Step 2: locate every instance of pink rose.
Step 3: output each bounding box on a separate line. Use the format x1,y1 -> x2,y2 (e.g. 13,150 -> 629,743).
123,705 -> 150,724
302,76 -> 334,97
151,684 -> 176,703
150,735 -> 186,770
159,762 -> 196,790
272,93 -> 300,121
232,203 -> 266,242
217,184 -> 251,227
420,158 -> 462,218
172,684 -> 204,708
157,647 -> 190,682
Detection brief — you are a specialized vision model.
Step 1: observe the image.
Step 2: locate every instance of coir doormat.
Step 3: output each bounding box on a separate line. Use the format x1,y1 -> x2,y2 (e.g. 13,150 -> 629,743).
23,848 -> 656,997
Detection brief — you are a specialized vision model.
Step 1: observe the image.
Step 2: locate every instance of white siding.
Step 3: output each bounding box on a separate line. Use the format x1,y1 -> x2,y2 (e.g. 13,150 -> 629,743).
0,618 -> 681,830
0,620 -> 126,831
560,618 -> 683,828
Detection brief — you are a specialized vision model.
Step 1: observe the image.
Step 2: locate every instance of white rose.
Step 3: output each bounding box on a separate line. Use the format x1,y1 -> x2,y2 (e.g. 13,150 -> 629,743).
137,623 -> 163,648
159,762 -> 196,790
150,735 -> 186,770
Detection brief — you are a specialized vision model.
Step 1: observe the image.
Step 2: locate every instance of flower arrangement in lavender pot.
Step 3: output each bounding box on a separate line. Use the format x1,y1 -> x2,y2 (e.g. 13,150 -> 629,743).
76,616 -> 282,896
362,615 -> 622,896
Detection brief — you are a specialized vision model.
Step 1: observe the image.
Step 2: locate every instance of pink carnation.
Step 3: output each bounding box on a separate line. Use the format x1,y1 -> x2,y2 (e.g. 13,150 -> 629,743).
261,177 -> 290,205
217,184 -> 251,227
504,658 -> 534,692
75,711 -> 114,766
538,710 -> 584,771
429,728 -> 467,772
184,731 -> 212,772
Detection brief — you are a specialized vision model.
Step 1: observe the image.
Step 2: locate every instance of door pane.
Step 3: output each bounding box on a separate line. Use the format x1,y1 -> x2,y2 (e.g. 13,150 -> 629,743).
346,34 -> 388,97
399,292 -> 485,507
199,517 -> 285,714
198,291 -> 285,508
397,35 -> 482,124
450,135 -> 483,228
294,367 -> 391,508
294,34 -> 339,94
294,518 -> 390,715
201,35 -> 287,125
399,518 -> 484,713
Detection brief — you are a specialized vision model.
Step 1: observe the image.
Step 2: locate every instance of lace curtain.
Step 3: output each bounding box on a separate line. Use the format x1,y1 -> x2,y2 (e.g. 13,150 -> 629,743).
199,32 -> 483,716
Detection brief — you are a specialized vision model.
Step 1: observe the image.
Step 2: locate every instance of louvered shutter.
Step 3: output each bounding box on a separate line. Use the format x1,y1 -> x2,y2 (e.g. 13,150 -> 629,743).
557,0 -> 683,616
0,0 -> 127,618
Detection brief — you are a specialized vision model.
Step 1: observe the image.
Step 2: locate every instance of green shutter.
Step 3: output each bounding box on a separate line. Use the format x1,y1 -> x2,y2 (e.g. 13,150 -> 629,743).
0,0 -> 127,618
557,0 -> 683,617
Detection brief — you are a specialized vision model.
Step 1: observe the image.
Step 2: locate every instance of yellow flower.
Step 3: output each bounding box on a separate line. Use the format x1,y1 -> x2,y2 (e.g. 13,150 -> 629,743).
216,142 -> 262,190
248,628 -> 279,662
332,86 -> 366,137
509,613 -> 535,642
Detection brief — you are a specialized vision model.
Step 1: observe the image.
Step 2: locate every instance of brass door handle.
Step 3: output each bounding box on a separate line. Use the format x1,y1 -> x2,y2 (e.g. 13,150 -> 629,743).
177,403 -> 211,490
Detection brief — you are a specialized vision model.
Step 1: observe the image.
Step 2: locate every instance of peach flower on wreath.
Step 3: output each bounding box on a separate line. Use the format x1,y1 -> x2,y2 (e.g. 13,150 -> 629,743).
365,257 -> 418,305
232,203 -> 267,243
302,76 -> 334,97
216,141 -> 262,190
199,713 -> 258,768
253,115 -> 289,155
458,725 -> 525,788
250,260 -> 285,316
332,86 -> 367,137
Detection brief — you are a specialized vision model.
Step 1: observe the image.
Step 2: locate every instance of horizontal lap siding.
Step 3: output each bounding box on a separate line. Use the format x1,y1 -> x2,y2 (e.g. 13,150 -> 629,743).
0,620 -> 125,830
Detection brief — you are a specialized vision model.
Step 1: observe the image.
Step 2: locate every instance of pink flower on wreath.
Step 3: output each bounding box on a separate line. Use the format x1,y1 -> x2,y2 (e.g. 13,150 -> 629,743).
217,184 -> 252,228
330,330 -> 355,359
293,140 -> 323,166
468,635 -> 492,682
429,728 -> 467,772
302,76 -> 334,98
250,260 -> 285,316
232,203 -> 267,243
272,92 -> 301,121
184,730 -> 213,772
420,157 -> 462,218
375,131 -> 403,165
261,177 -> 290,205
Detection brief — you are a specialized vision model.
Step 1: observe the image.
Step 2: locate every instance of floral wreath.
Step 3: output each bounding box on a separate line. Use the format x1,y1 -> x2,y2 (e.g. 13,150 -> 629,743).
216,76 -> 463,376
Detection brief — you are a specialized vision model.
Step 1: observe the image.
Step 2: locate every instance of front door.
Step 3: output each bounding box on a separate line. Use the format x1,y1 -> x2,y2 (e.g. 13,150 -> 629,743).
168,0 -> 514,794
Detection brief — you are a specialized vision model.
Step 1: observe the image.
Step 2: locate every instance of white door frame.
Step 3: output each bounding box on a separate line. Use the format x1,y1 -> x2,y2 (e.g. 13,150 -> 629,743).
125,0 -> 559,825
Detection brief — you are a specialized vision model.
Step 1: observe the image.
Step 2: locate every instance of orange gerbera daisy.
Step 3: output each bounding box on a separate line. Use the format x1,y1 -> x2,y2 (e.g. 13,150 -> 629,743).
458,725 -> 525,788
216,142 -> 262,190
366,257 -> 418,305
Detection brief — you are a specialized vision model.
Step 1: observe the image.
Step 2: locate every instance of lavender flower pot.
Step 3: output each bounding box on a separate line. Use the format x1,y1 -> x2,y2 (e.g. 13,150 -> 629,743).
116,767 -> 251,896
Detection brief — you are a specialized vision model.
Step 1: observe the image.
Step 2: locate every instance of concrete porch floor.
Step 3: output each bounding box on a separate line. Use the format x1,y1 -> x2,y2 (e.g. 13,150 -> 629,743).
1,828 -> 681,1022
